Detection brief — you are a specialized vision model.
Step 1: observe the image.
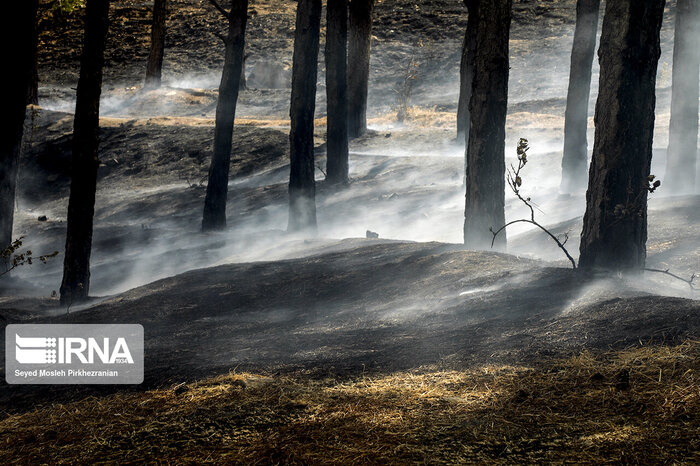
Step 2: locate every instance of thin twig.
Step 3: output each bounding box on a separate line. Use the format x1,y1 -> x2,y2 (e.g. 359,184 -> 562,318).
490,219 -> 577,269
644,268 -> 698,291
0,264 -> 18,278
490,139 -> 577,269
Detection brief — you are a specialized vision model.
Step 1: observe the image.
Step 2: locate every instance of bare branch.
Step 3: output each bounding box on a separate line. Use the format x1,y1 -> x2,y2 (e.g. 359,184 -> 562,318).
644,268 -> 698,291
490,219 -> 577,269
207,0 -> 230,19
558,231 -> 570,246
489,138 -> 577,269
0,264 -> 18,278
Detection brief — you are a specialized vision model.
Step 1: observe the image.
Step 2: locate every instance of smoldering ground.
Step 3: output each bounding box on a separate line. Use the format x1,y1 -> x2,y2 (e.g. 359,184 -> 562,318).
1,0 -> 698,416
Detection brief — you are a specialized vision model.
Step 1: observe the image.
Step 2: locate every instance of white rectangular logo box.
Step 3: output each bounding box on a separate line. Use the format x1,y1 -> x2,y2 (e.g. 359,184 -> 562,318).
5,324 -> 144,384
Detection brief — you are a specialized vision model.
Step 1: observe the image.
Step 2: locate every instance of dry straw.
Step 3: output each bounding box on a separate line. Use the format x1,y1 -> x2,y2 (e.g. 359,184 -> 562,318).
1,340 -> 698,463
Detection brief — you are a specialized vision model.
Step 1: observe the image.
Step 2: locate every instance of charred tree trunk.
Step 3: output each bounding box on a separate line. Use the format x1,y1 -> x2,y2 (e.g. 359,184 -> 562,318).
201,0 -> 249,231
59,0 -> 110,306
240,46 -> 247,90
28,11 -> 40,106
665,0 -> 700,194
463,0 -> 512,250
288,0 -> 322,232
144,0 -> 167,89
347,0 -> 374,139
578,0 -> 666,271
560,0 -> 600,193
325,0 -> 349,185
457,0 -> 478,145
1,0 -> 38,250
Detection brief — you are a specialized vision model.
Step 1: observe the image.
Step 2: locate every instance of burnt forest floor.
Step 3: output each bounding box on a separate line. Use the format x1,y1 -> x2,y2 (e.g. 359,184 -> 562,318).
0,0 -> 698,463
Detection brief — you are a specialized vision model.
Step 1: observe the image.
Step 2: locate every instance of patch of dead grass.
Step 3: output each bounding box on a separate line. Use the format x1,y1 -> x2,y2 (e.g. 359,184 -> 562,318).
99,115 -> 327,129
1,341 -> 698,463
368,107 -> 568,130
369,106 -> 456,128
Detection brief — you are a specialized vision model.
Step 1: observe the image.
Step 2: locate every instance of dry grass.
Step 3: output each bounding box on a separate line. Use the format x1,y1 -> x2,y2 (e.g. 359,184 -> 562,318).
1,341 -> 698,464
368,107 -> 568,130
369,106 -> 456,128
99,115 -> 331,129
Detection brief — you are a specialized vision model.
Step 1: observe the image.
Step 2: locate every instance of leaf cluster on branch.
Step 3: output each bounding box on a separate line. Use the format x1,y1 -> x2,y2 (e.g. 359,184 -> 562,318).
490,138 -> 577,269
1,237 -> 59,278
489,139 -> 698,293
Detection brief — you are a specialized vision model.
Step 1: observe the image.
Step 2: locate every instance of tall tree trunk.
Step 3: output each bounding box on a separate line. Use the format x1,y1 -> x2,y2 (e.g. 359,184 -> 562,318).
325,0 -> 349,185
202,0 -> 249,231
347,0 -> 374,139
60,0 -> 110,306
560,0 -> 600,193
28,10 -> 40,106
457,0 -> 478,145
288,0 -> 322,233
665,0 -> 700,194
144,0 -> 167,89
240,46 -> 247,90
463,0 -> 512,250
578,0 -> 665,271
1,0 -> 38,250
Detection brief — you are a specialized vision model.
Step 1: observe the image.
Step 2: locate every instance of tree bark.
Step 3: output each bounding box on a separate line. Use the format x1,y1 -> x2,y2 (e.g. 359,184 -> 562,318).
560,0 -> 600,193
347,0 -> 374,139
240,45 -> 247,90
457,0 -> 477,145
202,0 -> 249,231
1,0 -> 38,250
665,0 -> 700,194
144,0 -> 167,89
28,9 -> 40,106
463,0 -> 512,251
288,0 -> 322,233
60,0 -> 110,305
325,0 -> 349,185
578,0 -> 666,271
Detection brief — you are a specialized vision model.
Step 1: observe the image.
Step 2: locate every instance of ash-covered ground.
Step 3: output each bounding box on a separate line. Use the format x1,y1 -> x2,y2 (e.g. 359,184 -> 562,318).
1,0 -> 698,413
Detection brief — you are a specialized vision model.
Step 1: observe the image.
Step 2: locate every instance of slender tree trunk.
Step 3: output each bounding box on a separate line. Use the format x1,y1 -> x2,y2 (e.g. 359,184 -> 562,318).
578,0 -> 666,271
457,0 -> 477,145
463,0 -> 512,251
1,0 -> 38,250
202,0 -> 249,231
347,0 -> 374,139
60,0 -> 110,305
325,0 -> 349,185
560,0 -> 600,193
144,0 -> 167,89
28,10 -> 40,106
665,0 -> 700,194
288,0 -> 322,233
240,46 -> 247,90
